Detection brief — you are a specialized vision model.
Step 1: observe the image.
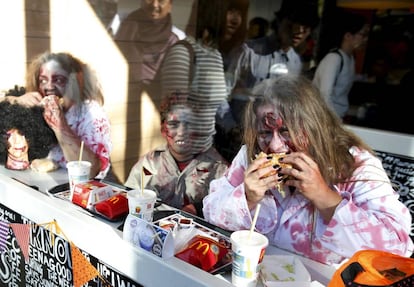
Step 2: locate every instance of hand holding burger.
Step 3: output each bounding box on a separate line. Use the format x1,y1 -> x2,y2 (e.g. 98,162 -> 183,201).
256,152 -> 293,197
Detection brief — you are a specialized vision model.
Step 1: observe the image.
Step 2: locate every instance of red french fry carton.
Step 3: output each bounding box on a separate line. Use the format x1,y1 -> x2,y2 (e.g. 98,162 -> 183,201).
95,194 -> 129,220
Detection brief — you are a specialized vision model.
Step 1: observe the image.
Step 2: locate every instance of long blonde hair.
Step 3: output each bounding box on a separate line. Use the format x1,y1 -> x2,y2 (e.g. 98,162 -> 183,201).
243,75 -> 375,186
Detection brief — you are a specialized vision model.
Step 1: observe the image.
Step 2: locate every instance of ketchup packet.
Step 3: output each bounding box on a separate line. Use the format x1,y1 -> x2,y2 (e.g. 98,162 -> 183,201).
175,235 -> 229,271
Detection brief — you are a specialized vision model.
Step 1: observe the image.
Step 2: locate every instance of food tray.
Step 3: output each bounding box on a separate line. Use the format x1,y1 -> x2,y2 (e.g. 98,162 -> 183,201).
49,181 -> 129,222
153,210 -> 233,275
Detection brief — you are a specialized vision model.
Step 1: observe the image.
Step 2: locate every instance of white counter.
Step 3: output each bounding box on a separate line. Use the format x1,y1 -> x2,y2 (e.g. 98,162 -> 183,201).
347,125 -> 414,157
0,164 -> 68,193
0,168 -> 336,286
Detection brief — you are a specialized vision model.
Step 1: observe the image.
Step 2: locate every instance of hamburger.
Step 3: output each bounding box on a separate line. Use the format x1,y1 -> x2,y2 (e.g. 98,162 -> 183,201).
256,152 -> 292,197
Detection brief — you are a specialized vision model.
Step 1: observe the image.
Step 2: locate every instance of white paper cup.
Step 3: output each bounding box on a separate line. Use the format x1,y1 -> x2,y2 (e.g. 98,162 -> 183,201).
67,161 -> 91,197
231,230 -> 269,287
127,189 -> 157,222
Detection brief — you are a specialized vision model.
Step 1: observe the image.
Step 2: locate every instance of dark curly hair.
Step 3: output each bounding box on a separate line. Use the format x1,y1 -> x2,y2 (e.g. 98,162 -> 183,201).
0,101 -> 57,164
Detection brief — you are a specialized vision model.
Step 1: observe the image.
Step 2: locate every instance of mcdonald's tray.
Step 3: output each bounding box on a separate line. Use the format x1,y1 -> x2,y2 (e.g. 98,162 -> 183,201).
50,181 -> 129,223
152,210 -> 233,275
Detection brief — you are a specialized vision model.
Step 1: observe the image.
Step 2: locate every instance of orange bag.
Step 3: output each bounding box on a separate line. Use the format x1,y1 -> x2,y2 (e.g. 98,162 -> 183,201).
328,250 -> 414,287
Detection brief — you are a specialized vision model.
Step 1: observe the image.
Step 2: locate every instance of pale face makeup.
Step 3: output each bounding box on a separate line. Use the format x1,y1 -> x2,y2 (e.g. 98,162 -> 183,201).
163,106 -> 193,162
38,60 -> 69,98
142,0 -> 172,20
256,105 -> 292,154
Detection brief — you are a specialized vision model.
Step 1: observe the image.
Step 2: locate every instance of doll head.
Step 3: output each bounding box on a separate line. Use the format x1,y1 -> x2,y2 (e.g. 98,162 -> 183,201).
6,128 -> 29,170
0,101 -> 57,169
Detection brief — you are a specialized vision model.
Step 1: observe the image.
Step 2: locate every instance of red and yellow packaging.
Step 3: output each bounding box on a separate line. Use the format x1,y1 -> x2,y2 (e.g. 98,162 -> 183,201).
71,180 -> 113,210
175,235 -> 229,271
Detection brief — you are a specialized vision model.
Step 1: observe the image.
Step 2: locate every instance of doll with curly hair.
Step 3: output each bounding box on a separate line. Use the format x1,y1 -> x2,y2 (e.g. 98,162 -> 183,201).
0,101 -> 57,170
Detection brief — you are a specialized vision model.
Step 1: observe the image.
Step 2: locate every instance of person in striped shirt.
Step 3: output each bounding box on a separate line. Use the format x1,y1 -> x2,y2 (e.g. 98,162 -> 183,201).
159,0 -> 233,157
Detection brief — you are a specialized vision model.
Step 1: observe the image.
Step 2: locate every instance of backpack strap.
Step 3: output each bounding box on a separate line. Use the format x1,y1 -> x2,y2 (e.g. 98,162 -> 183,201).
329,48 -> 344,85
169,39 -> 196,82
329,48 -> 344,74
155,38 -> 196,86
308,48 -> 344,81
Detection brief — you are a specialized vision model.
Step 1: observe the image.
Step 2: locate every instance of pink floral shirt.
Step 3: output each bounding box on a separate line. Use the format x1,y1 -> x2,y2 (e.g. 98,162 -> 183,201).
203,145 -> 413,265
48,100 -> 112,178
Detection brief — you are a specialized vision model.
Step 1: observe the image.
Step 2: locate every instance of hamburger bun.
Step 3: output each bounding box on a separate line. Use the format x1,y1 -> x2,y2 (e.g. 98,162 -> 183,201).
256,152 -> 292,197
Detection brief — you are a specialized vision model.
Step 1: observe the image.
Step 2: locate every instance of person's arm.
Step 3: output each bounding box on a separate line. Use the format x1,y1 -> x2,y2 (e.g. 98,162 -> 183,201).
43,96 -> 111,178
343,153 -> 411,255
203,146 -> 278,233
203,156 -> 250,230
0,92 -> 43,107
31,101 -> 100,175
322,151 -> 412,258
239,44 -> 278,83
125,160 -> 144,190
312,53 -> 342,108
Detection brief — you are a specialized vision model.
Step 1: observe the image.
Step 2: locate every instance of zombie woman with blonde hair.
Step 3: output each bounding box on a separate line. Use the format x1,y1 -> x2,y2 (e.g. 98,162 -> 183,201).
203,75 -> 413,265
2,52 -> 112,178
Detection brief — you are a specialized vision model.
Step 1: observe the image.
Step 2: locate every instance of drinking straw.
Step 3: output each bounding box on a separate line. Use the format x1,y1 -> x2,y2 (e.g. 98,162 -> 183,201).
141,167 -> 144,195
249,203 -> 261,240
78,141 -> 84,164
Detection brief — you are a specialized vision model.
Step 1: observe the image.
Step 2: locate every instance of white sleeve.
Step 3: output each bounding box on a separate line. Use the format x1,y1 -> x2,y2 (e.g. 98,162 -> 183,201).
312,53 -> 342,107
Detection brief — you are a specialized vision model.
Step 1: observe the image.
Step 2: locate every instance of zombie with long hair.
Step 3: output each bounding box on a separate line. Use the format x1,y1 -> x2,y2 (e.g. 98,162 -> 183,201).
203,75 -> 413,265
1,52 -> 112,178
